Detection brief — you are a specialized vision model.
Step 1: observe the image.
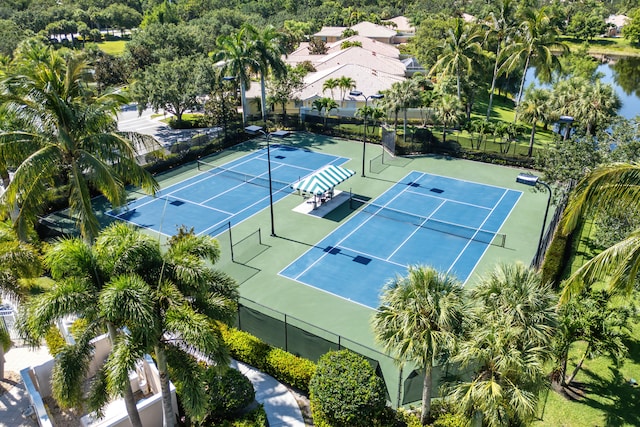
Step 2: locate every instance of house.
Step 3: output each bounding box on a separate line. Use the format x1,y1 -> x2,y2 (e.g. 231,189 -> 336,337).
384,16 -> 415,43
313,46 -> 407,77
285,35 -> 400,67
350,21 -> 398,44
313,26 -> 346,43
20,334 -> 177,427
605,14 -> 629,36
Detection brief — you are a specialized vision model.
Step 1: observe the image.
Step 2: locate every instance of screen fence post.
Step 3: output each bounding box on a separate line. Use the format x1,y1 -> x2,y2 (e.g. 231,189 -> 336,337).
228,221 -> 234,262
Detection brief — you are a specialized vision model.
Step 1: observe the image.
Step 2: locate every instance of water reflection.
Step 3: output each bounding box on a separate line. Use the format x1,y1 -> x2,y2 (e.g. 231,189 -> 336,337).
611,57 -> 640,98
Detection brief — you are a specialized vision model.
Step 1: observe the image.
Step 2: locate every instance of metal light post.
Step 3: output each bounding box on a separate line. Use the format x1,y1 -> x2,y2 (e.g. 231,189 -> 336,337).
350,90 -> 384,177
245,126 -> 290,237
516,173 -> 552,265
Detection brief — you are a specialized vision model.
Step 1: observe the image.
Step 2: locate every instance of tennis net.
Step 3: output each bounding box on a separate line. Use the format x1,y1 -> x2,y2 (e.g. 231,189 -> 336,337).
350,196 -> 506,247
197,160 -> 290,191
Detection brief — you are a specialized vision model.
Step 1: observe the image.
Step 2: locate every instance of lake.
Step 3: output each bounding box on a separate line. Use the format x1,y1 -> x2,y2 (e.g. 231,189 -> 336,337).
526,56 -> 640,120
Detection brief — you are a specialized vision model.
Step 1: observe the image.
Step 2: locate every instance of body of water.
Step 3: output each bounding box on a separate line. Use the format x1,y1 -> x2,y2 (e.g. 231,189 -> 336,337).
526,57 -> 640,120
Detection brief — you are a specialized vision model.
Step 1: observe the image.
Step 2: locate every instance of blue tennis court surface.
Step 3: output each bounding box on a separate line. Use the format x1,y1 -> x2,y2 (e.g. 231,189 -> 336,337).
107,145 -> 349,236
280,171 -> 522,309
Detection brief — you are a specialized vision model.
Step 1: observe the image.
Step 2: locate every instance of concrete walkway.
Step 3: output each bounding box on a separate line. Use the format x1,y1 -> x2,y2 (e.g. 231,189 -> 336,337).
1,346 -> 305,427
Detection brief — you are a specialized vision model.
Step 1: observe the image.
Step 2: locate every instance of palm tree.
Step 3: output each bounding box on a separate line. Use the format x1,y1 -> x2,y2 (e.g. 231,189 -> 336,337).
312,97 -> 339,129
0,41 -> 158,243
434,94 -> 463,143
337,76 -> 356,107
18,233 -> 152,427
449,263 -> 557,427
0,221 -> 42,301
518,87 -> 553,156
373,266 -> 465,425
575,80 -> 621,135
429,18 -> 484,101
322,78 -> 339,100
560,163 -> 640,302
484,0 -> 517,120
214,27 -> 261,127
501,7 -> 567,111
249,24 -> 287,124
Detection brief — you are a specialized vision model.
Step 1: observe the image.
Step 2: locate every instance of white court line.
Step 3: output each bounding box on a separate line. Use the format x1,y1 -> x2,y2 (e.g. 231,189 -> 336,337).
405,188 -> 494,210
336,244 -> 407,268
386,199 -> 446,261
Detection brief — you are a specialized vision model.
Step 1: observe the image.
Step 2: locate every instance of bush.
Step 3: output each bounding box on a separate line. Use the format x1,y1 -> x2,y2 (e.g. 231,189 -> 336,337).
44,325 -> 66,356
541,229 -> 571,287
309,350 -> 387,427
202,365 -> 255,420
215,404 -> 268,427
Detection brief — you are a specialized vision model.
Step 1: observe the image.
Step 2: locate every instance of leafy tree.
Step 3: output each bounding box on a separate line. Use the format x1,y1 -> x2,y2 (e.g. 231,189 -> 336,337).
132,56 -> 208,124
267,64 -> 305,118
449,263 -> 557,427
518,86 -> 554,156
103,3 -> 142,37
193,365 -> 255,424
373,266 -> 465,425
309,350 -> 387,427
308,37 -> 328,55
429,18 -> 483,101
535,134 -> 602,190
566,11 -> 607,41
0,19 -> 28,57
622,8 -> 640,44
0,41 -> 157,242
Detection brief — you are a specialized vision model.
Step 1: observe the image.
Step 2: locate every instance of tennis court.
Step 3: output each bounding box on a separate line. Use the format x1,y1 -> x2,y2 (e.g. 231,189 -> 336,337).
106,145 -> 349,236
280,171 -> 522,309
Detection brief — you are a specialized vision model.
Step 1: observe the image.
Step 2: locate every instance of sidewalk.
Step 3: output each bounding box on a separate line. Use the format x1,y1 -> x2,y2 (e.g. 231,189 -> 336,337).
1,346 -> 305,427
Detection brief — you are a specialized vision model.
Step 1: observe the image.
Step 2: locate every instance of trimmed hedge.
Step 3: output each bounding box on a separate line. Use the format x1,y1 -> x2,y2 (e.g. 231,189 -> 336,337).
221,326 -> 316,393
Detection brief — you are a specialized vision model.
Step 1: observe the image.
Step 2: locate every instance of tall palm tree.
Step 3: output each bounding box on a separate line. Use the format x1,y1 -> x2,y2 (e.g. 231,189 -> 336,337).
337,76 -> 356,107
434,94 -> 463,143
429,18 -> 484,101
484,0 -> 517,120
560,163 -> 640,302
373,266 -> 465,425
214,27 -> 261,127
249,24 -> 287,124
449,263 -> 557,427
18,233 -> 152,427
575,80 -> 621,135
501,7 -> 567,111
322,78 -> 339,100
518,87 -> 553,156
0,41 -> 158,243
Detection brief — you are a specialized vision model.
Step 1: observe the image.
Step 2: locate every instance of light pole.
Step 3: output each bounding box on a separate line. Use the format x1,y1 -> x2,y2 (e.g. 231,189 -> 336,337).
516,173 -> 552,266
245,126 -> 290,237
350,90 -> 384,177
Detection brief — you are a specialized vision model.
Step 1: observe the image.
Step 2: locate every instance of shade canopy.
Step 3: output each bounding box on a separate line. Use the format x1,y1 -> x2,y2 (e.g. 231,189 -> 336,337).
291,165 -> 355,195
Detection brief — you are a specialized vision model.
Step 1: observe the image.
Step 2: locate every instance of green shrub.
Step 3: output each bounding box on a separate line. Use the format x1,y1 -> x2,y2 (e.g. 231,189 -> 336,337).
0,328 -> 12,353
202,365 -> 255,420
69,318 -> 89,341
541,230 -> 571,287
265,347 -> 316,391
216,404 -> 268,427
44,325 -> 66,356
310,350 -> 387,427
432,413 -> 467,427
221,326 -> 316,393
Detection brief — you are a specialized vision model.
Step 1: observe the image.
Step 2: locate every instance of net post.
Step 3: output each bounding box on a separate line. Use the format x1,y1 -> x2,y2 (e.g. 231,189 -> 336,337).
258,228 -> 262,245
349,188 -> 353,209
228,221 -> 234,262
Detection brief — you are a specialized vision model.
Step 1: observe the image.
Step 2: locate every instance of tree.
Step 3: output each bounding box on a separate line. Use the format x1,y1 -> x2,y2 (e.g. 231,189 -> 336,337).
267,64 -> 305,118
622,8 -> 640,45
434,93 -> 463,143
0,41 -> 157,242
308,37 -> 328,55
560,163 -> 640,301
373,266 -> 465,425
214,27 -> 261,127
574,80 -> 621,135
502,7 -> 567,111
132,56 -> 207,124
449,263 -> 557,427
312,97 -> 338,129
518,87 -> 553,156
429,18 -> 483,101
337,76 -> 356,107
553,290 -> 632,388
249,24 -> 287,124
566,11 -> 607,41
309,350 -> 387,427
322,77 -> 339,100
0,221 -> 42,302
484,0 -> 517,120
103,3 -> 142,37
384,79 -> 422,144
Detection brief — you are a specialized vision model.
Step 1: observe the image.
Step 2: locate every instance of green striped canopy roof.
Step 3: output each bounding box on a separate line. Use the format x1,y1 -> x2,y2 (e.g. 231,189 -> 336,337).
291,165 -> 355,195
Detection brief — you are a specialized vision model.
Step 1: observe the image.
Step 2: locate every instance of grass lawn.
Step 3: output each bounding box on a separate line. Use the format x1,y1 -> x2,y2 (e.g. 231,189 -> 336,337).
559,36 -> 640,57
534,219 -> 640,426
96,40 -> 127,56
